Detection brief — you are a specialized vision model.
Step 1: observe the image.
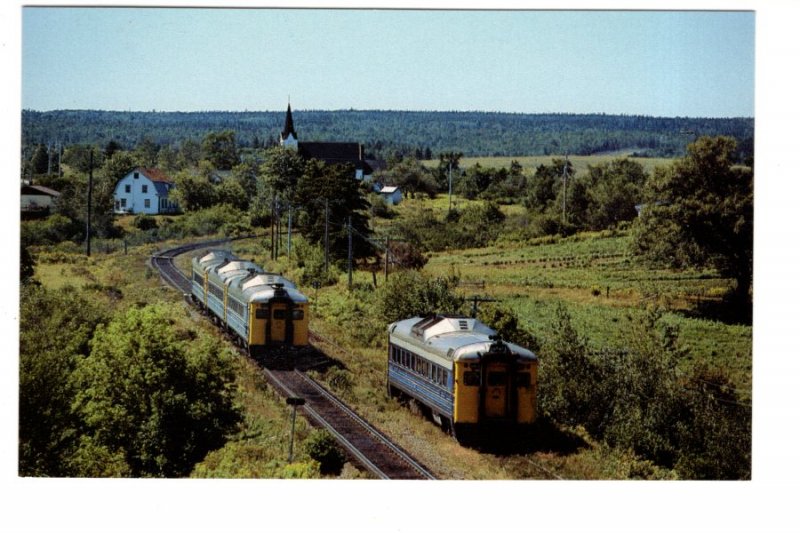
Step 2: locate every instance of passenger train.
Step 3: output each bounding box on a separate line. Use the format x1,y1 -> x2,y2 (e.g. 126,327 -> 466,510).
190,250 -> 309,354
387,314 -> 538,440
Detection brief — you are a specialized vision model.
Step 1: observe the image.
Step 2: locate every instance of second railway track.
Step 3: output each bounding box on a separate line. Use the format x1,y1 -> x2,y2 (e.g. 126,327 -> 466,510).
151,239 -> 437,480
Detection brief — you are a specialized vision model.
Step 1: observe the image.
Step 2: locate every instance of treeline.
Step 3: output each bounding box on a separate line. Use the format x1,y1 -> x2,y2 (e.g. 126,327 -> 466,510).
21,109 -> 754,161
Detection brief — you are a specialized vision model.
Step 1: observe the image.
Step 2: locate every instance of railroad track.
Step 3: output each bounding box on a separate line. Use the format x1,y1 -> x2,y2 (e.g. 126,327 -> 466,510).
150,239 -> 437,480
263,369 -> 435,480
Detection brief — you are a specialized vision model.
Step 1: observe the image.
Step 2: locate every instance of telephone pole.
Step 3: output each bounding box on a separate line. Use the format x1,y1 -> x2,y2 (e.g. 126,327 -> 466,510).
384,235 -> 390,281
561,154 -> 569,227
448,162 -> 453,214
85,150 -> 93,257
324,199 -> 330,273
347,216 -> 353,289
287,206 -> 292,256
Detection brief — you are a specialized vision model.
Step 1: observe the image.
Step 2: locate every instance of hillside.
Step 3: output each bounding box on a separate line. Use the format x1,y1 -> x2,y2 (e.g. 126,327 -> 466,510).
21,109 -> 754,161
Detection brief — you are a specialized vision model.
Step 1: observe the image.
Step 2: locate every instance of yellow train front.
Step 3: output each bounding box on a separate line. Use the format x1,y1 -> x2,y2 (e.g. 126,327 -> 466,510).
387,315 -> 538,442
190,250 -> 309,355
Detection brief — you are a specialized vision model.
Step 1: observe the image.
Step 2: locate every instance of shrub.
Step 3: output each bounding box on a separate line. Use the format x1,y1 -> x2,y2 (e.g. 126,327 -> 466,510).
376,270 -> 464,323
133,214 -> 158,231
303,429 -> 346,476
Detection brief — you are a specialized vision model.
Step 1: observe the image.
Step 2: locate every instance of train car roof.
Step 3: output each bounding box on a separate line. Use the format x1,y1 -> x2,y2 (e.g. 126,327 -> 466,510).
389,315 -> 536,362
194,249 -> 236,266
241,284 -> 309,304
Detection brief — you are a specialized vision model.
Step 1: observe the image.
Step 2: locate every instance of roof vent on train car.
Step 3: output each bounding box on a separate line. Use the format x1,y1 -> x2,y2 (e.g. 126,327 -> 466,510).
411,315 -> 445,338
214,258 -> 230,272
458,319 -> 469,330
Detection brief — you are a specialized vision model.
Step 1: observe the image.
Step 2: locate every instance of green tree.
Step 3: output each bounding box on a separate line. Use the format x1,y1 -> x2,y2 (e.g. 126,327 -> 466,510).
216,178 -> 249,210
525,158 -> 572,212
295,159 -> 373,261
232,154 -> 262,197
258,146 -> 306,201
101,151 -> 136,182
632,136 -> 753,310
202,130 -> 239,170
376,270 -> 464,323
171,170 -> 218,212
30,144 -> 50,175
54,170 -> 119,240
177,138 -> 203,169
584,158 -> 647,230
303,429 -> 346,476
436,151 -> 463,190
133,137 -> 160,167
379,156 -> 437,199
71,304 -> 241,477
19,286 -> 107,476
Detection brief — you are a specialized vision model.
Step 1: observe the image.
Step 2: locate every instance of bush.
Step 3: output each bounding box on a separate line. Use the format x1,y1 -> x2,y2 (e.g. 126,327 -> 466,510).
71,303 -> 242,477
538,305 -> 750,479
376,270 -> 464,323
133,214 -> 158,231
303,429 -> 346,476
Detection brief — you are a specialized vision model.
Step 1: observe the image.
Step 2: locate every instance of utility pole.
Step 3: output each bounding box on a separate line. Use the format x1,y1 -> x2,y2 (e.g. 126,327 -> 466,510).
561,154 -> 569,227
285,397 -> 305,463
270,195 -> 275,260
287,206 -> 292,257
324,199 -> 330,273
384,235 -> 390,281
85,150 -> 93,257
448,162 -> 452,214
347,216 -> 353,289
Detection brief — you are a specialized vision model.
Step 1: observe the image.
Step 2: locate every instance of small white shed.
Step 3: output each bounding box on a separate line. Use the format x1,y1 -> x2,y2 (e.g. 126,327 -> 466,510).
379,186 -> 402,205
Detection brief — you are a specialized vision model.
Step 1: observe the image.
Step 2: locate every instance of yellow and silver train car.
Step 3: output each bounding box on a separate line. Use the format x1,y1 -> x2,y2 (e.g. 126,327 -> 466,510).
387,315 -> 538,440
191,250 -> 309,354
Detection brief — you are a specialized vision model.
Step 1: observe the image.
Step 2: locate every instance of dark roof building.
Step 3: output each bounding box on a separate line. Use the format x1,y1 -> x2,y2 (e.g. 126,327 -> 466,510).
279,103 -> 373,180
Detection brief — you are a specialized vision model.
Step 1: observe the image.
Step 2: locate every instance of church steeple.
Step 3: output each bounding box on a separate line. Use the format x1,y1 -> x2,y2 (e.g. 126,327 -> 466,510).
281,102 -> 297,143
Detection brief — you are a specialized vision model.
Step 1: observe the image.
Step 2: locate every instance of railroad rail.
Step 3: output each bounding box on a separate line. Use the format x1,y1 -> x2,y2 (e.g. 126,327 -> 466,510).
263,369 -> 435,480
150,239 -> 437,480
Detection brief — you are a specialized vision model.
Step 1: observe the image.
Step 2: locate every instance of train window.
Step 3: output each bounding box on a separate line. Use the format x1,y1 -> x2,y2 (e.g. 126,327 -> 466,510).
488,372 -> 507,387
516,373 -> 531,387
464,371 -> 480,386
274,309 -> 286,319
291,309 -> 304,320
255,309 -> 269,319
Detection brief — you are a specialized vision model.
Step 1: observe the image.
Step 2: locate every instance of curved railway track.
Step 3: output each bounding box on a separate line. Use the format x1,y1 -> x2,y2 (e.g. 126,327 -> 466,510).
151,239 -> 436,480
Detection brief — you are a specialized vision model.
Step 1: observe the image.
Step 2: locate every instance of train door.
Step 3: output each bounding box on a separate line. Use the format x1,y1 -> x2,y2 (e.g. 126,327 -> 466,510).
480,337 -> 517,421
483,362 -> 511,419
269,302 -> 288,343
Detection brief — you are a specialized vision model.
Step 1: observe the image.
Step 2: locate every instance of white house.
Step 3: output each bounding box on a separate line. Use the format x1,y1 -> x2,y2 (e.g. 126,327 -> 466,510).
379,185 -> 403,205
21,184 -> 60,214
113,167 -> 179,215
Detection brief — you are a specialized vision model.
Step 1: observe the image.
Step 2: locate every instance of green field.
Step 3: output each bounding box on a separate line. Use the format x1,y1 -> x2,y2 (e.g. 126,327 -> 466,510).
422,154 -> 676,176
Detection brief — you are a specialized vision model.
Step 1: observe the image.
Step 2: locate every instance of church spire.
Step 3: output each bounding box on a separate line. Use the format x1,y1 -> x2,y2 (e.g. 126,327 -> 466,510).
281,102 -> 297,141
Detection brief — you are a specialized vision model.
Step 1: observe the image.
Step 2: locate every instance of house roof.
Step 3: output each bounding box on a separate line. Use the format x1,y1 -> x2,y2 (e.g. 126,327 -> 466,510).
298,142 -> 373,174
137,167 -> 173,184
21,184 -> 60,197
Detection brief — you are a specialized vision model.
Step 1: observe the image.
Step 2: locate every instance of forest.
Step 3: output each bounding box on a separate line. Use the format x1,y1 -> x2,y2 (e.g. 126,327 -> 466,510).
21,108 -> 754,162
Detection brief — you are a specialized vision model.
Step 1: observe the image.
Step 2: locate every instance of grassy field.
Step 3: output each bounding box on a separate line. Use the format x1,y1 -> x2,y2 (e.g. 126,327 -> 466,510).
422,154 -> 676,176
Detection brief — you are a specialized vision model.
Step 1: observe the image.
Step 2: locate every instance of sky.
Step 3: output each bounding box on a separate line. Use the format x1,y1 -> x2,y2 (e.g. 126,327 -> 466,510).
21,7 -> 755,117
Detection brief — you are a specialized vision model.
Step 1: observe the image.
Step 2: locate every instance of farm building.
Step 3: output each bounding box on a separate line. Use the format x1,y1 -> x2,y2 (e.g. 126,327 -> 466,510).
113,167 -> 180,215
21,184 -> 60,215
279,103 -> 374,180
379,185 -> 403,205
